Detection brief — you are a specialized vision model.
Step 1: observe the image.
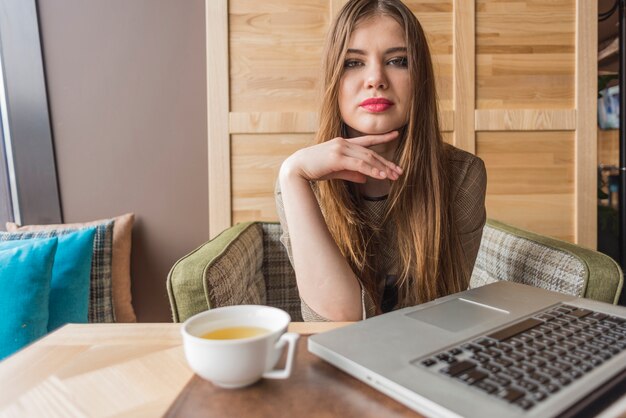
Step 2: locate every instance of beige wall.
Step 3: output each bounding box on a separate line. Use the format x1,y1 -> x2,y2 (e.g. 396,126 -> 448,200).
38,0 -> 208,321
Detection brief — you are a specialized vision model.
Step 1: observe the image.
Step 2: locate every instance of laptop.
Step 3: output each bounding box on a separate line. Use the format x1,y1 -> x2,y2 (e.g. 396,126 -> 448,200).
308,281 -> 626,418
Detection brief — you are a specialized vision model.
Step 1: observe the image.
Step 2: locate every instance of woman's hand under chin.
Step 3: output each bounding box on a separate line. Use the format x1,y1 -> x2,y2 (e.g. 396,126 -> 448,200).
280,131 -> 403,184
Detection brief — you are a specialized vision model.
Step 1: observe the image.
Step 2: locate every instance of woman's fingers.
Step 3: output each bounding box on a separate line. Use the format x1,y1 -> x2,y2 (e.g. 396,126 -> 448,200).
343,132 -> 403,174
342,145 -> 400,180
289,133 -> 403,182
363,147 -> 402,177
341,156 -> 394,181
329,139 -> 389,180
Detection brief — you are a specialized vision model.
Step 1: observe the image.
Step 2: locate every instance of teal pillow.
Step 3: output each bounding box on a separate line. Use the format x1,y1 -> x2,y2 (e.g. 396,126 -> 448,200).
47,228 -> 96,331
0,237 -> 58,360
0,228 -> 97,331
0,223 -> 114,323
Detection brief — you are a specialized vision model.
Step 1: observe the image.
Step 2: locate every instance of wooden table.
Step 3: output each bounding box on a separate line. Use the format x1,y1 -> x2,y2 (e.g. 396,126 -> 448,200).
2,323 -> 626,418
0,322 -> 351,417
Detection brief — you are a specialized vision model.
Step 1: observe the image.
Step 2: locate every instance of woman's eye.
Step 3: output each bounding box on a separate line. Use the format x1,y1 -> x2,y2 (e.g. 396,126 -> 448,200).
388,57 -> 408,67
344,59 -> 363,68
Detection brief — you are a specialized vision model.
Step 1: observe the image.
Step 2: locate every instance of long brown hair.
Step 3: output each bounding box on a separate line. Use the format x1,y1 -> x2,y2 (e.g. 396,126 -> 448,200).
315,0 -> 467,312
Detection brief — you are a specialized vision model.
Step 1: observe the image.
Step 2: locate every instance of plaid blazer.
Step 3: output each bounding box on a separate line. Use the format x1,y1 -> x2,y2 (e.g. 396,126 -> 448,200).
275,144 -> 488,321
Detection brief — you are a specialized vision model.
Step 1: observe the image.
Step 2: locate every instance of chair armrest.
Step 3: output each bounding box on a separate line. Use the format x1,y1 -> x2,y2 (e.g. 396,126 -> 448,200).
167,222 -> 266,322
472,219 -> 624,304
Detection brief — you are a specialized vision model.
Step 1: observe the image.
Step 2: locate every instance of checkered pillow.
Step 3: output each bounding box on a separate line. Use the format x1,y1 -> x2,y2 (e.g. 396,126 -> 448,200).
260,223 -> 302,321
204,223 -> 267,309
0,222 -> 115,323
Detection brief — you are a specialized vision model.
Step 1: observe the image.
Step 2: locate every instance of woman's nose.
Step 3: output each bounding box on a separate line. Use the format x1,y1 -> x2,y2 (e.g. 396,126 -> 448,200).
365,65 -> 388,89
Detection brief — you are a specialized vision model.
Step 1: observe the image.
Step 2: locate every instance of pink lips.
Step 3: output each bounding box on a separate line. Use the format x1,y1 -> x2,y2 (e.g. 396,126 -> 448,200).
359,97 -> 394,112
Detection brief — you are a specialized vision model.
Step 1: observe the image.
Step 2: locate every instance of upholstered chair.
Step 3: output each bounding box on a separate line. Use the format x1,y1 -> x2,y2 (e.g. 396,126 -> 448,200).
167,220 -> 623,323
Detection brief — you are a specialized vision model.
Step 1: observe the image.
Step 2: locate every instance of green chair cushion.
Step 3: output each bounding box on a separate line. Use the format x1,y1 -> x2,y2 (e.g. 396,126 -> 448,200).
167,222 -> 265,322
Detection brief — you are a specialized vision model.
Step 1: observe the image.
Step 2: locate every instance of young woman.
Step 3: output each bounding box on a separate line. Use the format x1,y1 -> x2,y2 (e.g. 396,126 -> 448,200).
276,0 -> 487,321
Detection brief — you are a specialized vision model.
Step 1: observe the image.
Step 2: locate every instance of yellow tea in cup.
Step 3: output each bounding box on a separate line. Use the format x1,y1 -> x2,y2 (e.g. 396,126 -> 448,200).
201,326 -> 270,340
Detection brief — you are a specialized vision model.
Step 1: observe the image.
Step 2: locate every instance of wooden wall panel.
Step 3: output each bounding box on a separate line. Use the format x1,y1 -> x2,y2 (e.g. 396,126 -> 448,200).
475,109 -> 576,131
207,0 -> 231,238
598,129 -> 619,167
454,0 -> 474,152
474,0 -> 586,246
477,131 -> 575,242
208,0 -> 597,247
486,194 -> 574,242
477,131 -> 575,194
229,0 -> 328,113
232,134 -> 313,223
575,0 -> 597,248
475,0 -> 575,109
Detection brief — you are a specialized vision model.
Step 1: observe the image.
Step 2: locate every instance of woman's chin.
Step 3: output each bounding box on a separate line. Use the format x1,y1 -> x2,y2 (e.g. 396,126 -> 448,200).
347,125 -> 403,137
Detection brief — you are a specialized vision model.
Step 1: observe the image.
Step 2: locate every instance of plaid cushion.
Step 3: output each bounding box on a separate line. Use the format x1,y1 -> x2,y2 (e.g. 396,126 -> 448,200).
169,219 -> 621,323
260,223 -> 302,321
470,224 -> 586,296
204,223 -> 266,308
0,222 -> 115,323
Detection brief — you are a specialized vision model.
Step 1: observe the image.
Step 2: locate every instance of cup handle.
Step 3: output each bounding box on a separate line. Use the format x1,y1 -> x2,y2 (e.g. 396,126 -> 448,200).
262,332 -> 300,380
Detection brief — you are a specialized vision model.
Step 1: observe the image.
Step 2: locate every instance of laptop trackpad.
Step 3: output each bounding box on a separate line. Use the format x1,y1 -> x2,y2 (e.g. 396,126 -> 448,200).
406,298 -> 508,332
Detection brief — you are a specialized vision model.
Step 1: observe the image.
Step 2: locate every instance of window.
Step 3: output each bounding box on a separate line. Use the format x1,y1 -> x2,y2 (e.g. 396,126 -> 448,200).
0,0 -> 62,227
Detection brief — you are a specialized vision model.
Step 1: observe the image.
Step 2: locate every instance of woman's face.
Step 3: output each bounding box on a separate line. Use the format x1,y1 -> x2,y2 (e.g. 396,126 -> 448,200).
338,15 -> 411,137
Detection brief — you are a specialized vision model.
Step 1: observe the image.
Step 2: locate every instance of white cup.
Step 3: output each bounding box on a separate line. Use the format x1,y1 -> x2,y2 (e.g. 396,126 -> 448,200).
181,305 -> 300,388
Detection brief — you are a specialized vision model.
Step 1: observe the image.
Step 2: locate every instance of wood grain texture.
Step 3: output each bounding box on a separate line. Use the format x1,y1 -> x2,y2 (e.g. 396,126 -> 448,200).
575,0 -> 597,249
0,324 -> 191,417
232,134 -> 313,223
477,131 -> 574,241
165,336 -> 420,418
475,109 -> 576,131
598,129 -> 619,167
487,194 -> 574,242
0,323 -> 349,417
229,0 -> 327,113
330,0 -> 348,21
230,112 -> 319,134
478,131 -> 575,194
476,0 -> 575,109
207,0 -> 231,239
453,0 -> 475,153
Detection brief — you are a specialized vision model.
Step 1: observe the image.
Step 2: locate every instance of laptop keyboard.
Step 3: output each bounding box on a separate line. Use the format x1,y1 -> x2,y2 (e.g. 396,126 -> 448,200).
416,304 -> 626,411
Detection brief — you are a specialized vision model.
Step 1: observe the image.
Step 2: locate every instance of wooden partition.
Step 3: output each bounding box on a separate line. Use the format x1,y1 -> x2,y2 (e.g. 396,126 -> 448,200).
207,0 -> 597,247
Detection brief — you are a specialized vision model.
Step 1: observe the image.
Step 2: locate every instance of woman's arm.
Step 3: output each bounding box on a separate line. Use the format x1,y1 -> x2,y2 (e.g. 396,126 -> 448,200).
277,132 -> 402,321
278,170 -> 361,320
452,155 -> 488,280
